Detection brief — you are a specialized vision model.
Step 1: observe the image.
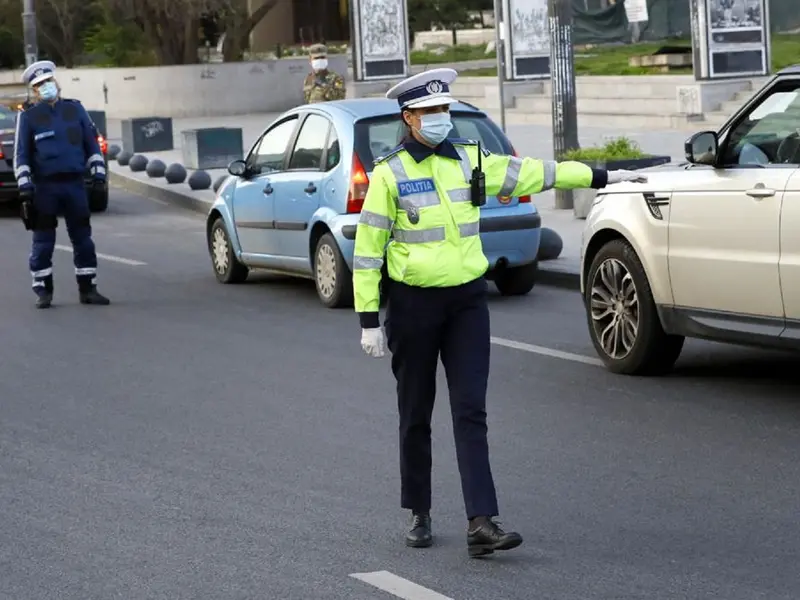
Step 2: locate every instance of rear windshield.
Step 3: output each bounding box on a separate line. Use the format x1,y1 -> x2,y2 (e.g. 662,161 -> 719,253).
354,111 -> 514,170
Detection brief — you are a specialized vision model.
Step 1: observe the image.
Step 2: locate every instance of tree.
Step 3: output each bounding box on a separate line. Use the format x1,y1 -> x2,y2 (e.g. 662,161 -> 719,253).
216,0 -> 282,62
36,0 -> 99,67
96,0 -> 205,65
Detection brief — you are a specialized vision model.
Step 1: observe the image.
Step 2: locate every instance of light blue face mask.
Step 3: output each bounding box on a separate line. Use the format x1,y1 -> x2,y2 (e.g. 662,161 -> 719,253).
38,81 -> 58,101
417,112 -> 453,146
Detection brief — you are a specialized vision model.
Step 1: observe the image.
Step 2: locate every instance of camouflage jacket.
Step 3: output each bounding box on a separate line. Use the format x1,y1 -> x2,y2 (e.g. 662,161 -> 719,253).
303,71 -> 346,103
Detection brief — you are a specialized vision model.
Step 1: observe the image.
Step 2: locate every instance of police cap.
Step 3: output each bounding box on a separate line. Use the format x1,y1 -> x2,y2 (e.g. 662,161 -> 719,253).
22,60 -> 56,87
386,68 -> 458,110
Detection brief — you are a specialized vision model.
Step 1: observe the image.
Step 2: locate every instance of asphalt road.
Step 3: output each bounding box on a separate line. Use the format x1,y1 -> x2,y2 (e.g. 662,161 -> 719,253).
2,189 -> 800,600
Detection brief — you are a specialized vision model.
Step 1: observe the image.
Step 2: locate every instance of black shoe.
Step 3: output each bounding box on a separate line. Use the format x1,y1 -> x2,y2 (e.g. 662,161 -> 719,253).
467,517 -> 523,557
79,287 -> 110,305
35,292 -> 53,309
405,513 -> 433,548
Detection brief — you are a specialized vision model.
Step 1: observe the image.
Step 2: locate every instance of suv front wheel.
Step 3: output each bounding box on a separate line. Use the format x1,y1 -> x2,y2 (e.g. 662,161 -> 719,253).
585,239 -> 684,375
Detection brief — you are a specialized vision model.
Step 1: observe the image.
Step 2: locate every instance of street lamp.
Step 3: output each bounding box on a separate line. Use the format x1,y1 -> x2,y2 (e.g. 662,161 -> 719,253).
548,0 -> 579,210
22,0 -> 38,67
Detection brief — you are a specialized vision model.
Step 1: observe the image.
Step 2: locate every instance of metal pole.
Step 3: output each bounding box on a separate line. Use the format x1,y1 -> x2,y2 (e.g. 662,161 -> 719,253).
22,0 -> 38,67
493,0 -> 507,132
548,0 -> 579,210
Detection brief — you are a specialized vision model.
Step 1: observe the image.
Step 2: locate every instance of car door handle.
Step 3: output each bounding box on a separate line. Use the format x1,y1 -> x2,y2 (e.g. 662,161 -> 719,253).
304,183 -> 317,194
263,184 -> 273,195
745,187 -> 775,199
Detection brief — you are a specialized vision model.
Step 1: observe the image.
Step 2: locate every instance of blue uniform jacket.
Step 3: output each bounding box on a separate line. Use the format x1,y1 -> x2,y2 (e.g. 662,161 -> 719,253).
13,98 -> 106,190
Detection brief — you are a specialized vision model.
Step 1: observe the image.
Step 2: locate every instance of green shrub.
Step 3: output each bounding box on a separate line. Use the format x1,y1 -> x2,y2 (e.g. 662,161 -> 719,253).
560,137 -> 647,162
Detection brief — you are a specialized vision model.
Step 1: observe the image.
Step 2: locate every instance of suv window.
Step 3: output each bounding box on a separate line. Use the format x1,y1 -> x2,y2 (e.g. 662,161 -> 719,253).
288,114 -> 330,170
249,117 -> 298,174
724,82 -> 800,166
353,111 -> 514,169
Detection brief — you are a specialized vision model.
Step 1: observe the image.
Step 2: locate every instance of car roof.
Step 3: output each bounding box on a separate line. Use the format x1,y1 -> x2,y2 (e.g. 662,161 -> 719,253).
777,64 -> 800,76
302,97 -> 484,120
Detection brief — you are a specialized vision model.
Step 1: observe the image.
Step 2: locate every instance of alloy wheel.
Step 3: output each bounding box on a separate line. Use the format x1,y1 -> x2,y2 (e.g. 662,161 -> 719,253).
589,258 -> 639,360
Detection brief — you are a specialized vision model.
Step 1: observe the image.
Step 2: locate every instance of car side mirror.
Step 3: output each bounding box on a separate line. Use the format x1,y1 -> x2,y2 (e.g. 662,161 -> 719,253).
228,159 -> 248,177
685,131 -> 718,166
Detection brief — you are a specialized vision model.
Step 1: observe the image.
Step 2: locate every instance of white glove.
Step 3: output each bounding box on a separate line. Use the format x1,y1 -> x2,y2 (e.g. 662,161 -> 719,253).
360,327 -> 386,358
607,169 -> 648,184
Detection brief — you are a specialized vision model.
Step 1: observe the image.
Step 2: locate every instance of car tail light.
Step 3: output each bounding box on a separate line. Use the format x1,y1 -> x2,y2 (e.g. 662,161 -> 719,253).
0,149 -> 3,159
97,135 -> 108,154
346,153 -> 370,214
509,146 -> 531,203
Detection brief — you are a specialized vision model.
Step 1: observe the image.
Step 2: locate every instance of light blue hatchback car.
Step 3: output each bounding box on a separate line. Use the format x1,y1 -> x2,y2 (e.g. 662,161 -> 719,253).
206,98 -> 542,308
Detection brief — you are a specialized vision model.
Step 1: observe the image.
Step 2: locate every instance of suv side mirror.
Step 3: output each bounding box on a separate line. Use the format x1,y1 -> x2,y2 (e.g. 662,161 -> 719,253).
685,131 -> 719,165
228,159 -> 247,177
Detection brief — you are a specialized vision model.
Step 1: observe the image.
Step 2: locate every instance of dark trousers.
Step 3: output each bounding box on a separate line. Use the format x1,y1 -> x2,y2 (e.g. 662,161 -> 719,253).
29,177 -> 97,294
385,277 -> 499,520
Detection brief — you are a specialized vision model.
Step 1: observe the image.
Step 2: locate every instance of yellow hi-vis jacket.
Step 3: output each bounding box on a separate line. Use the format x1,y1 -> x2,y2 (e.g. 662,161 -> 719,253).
353,139 -> 604,326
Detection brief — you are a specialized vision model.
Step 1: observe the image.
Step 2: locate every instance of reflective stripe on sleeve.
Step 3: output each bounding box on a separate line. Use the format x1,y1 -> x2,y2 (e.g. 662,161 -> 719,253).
18,175 -> 31,187
14,166 -> 30,178
86,153 -> 104,166
458,221 -> 480,237
91,165 -> 106,175
453,146 -> 473,183
447,188 -> 470,203
542,160 -> 557,191
354,255 -> 383,270
31,268 -> 53,278
359,210 -> 393,230
498,156 -> 522,197
393,227 -> 446,243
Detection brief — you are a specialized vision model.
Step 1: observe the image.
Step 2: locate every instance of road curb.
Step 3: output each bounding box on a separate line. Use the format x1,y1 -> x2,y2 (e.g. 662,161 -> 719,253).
110,171 -> 211,215
537,265 -> 580,292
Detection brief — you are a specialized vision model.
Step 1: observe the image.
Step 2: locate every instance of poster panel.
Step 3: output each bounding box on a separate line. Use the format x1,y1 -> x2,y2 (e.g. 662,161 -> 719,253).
350,0 -> 410,81
705,0 -> 769,78
502,0 -> 551,80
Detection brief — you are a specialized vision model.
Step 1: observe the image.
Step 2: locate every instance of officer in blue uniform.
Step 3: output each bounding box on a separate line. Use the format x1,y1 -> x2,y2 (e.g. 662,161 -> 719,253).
14,60 -> 110,309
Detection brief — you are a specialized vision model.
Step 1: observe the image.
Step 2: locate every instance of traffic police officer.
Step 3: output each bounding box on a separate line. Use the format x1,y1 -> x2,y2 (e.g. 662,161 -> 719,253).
353,68 -> 648,557
14,60 -> 110,309
302,44 -> 346,103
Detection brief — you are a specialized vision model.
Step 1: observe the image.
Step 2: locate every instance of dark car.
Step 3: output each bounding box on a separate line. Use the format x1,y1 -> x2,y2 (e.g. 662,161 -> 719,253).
0,102 -> 109,213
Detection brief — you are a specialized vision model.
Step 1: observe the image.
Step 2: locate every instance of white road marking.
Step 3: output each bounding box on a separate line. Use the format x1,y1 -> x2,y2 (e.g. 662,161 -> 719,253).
350,571 -> 454,600
55,245 -> 147,266
491,336 -> 603,367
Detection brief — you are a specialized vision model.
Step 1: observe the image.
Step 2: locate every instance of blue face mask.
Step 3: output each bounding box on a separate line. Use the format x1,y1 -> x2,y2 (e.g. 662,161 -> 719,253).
38,81 -> 58,101
417,112 -> 453,146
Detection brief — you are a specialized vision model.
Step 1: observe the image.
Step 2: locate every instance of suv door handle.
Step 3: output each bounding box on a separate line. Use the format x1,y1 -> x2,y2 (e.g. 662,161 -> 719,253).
746,187 -> 775,199
304,183 -> 317,194
263,184 -> 273,195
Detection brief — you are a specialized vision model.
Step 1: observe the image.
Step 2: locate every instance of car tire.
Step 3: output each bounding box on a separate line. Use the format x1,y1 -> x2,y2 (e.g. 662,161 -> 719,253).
208,217 -> 248,284
314,232 -> 354,309
89,189 -> 109,213
494,261 -> 538,296
585,239 -> 684,376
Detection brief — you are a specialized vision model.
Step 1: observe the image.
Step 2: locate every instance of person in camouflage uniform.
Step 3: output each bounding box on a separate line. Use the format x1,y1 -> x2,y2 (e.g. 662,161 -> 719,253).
303,43 -> 346,104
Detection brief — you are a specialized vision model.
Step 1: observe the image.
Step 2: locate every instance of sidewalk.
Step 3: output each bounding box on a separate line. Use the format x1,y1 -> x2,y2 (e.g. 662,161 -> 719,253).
106,113 -> 688,290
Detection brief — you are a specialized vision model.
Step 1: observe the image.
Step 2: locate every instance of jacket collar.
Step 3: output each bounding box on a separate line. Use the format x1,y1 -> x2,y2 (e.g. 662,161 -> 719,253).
403,138 -> 462,162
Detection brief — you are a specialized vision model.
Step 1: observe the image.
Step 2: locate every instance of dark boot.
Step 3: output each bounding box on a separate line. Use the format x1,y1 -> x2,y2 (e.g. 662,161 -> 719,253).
77,274 -> 110,305
405,512 -> 433,548
467,517 -> 523,557
33,275 -> 53,309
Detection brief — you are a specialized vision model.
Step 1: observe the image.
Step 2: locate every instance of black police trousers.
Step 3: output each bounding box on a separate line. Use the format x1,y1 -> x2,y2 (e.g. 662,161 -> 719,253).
384,276 -> 499,520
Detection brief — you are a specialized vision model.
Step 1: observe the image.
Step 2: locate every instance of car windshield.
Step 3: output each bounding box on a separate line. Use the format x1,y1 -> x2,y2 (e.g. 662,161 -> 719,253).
0,105 -> 16,129
353,111 -> 514,170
